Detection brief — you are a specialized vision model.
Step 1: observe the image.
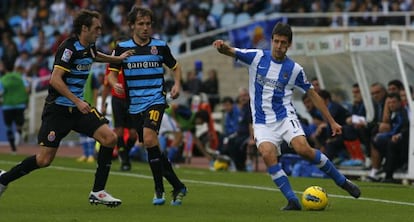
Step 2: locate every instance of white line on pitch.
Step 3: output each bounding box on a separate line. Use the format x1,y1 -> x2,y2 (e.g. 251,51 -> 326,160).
1,160 -> 413,207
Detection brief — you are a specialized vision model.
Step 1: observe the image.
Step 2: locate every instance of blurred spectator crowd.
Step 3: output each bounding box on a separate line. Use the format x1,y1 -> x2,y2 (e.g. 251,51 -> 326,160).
0,0 -> 412,91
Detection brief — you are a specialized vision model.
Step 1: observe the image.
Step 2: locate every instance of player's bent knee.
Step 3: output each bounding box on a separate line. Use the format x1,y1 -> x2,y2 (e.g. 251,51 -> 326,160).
143,136 -> 158,148
94,125 -> 118,147
103,132 -> 117,147
36,157 -> 53,168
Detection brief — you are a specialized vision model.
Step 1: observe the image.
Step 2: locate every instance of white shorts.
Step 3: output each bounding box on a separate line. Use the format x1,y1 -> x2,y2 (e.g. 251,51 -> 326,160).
159,113 -> 180,135
253,117 -> 305,155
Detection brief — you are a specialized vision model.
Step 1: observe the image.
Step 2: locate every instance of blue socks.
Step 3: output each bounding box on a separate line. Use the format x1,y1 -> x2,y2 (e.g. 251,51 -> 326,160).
268,150 -> 347,203
268,164 -> 297,201
312,150 -> 346,186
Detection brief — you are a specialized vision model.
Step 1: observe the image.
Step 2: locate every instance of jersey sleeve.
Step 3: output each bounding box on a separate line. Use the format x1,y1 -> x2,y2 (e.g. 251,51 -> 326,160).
108,45 -> 123,72
293,64 -> 313,93
163,44 -> 177,69
90,43 -> 98,60
235,48 -> 258,66
53,40 -> 73,72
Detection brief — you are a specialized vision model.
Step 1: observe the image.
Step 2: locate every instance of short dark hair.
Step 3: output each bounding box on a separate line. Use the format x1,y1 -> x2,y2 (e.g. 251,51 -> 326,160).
221,96 -> 234,104
318,90 -> 331,101
271,22 -> 292,43
72,9 -> 100,35
388,79 -> 404,90
127,6 -> 153,25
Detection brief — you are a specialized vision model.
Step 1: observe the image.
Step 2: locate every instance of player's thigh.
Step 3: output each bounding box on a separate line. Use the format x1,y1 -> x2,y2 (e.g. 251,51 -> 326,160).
130,113 -> 144,142
281,117 -> 306,145
290,135 -> 314,159
254,123 -> 282,153
142,104 -> 165,145
257,141 -> 279,165
37,104 -> 72,148
73,107 -> 114,146
143,104 -> 165,133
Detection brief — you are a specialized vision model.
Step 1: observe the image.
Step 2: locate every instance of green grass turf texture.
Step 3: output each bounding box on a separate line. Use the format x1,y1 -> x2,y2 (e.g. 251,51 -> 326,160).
0,154 -> 413,222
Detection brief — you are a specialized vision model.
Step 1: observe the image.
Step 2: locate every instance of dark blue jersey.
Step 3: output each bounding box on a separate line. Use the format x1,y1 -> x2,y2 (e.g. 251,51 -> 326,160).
46,37 -> 97,106
109,38 -> 177,114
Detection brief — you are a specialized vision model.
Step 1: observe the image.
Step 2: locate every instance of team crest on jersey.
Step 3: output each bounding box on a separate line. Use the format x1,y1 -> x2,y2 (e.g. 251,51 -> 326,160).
283,73 -> 289,79
150,46 -> 158,55
47,131 -> 56,142
61,48 -> 73,62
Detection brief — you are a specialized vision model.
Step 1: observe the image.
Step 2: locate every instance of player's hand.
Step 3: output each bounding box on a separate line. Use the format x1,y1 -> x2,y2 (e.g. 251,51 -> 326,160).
76,100 -> 91,114
391,133 -> 401,143
119,49 -> 134,60
330,122 -> 342,136
113,83 -> 125,95
170,83 -> 180,99
212,40 -> 225,49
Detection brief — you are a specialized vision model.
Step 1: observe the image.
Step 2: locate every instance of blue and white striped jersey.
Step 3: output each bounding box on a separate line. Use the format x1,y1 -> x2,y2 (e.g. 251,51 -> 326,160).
109,38 -> 177,114
235,48 -> 313,124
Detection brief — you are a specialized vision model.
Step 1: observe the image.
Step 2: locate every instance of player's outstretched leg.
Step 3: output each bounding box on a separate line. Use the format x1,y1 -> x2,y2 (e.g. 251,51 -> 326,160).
312,150 -> 361,198
0,155 -> 40,199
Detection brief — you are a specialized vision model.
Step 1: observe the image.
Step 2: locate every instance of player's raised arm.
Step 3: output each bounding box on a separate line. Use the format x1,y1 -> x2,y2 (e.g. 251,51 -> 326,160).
212,40 -> 236,58
307,88 -> 342,136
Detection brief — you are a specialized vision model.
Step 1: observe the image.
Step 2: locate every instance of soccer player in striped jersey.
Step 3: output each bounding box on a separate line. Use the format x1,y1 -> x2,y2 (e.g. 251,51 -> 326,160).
0,9 -> 133,207
107,6 -> 187,206
213,22 -> 361,210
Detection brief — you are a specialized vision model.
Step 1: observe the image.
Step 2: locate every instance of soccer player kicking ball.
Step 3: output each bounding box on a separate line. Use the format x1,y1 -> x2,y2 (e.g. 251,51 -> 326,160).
212,22 -> 361,210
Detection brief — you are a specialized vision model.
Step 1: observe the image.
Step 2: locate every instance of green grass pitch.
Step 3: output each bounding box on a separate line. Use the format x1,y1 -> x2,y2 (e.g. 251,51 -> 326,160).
0,154 -> 413,222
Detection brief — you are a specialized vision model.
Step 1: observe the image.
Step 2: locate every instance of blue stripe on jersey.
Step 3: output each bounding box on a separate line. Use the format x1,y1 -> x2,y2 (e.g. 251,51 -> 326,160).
56,57 -> 92,106
150,39 -> 166,46
254,50 -> 271,124
118,39 -> 135,48
271,58 -> 295,120
294,69 -> 311,91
